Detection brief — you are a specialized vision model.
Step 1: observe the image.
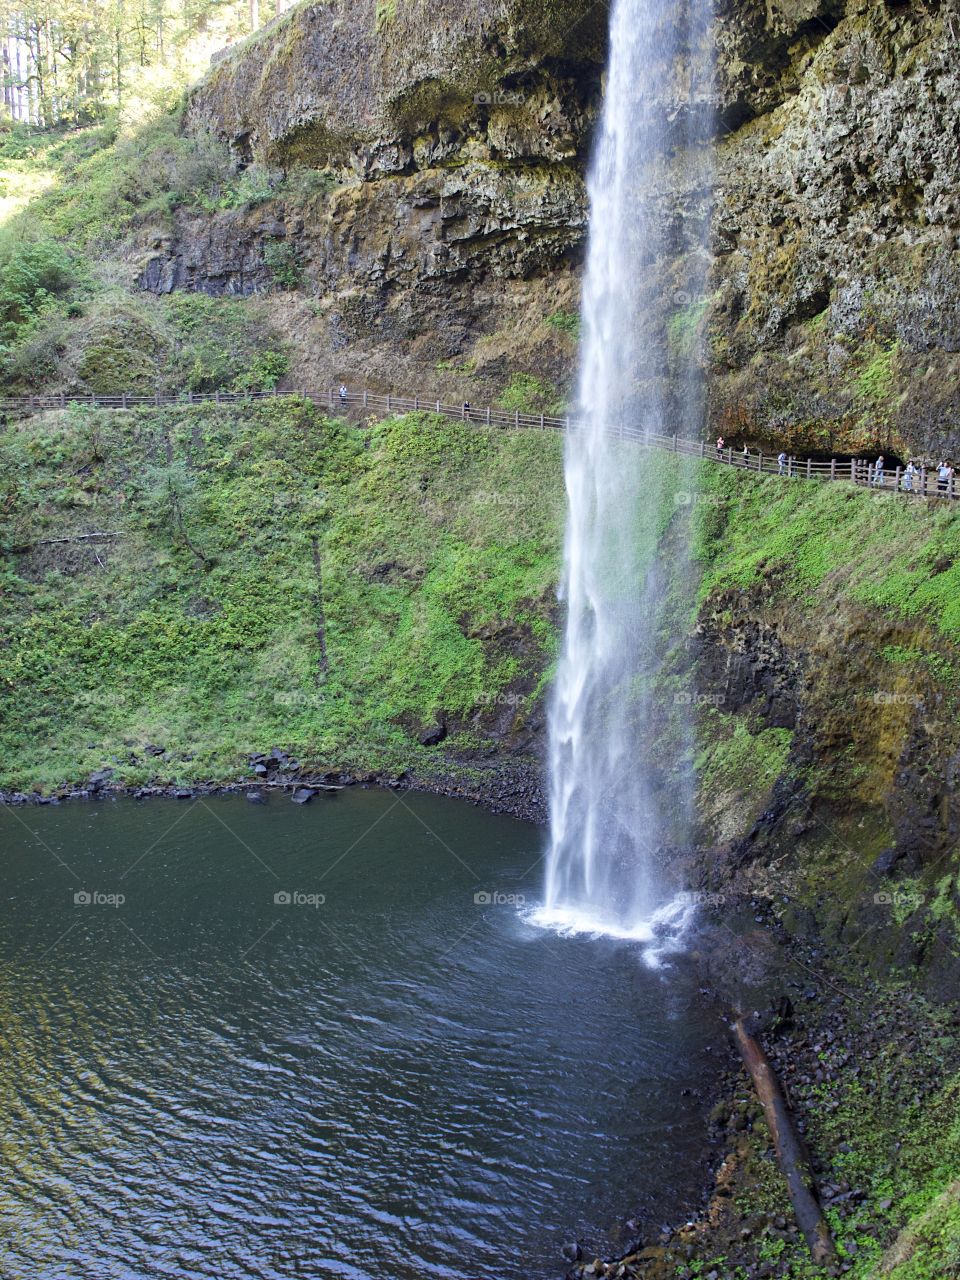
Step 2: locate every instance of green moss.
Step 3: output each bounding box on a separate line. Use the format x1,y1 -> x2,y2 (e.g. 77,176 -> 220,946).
857,340 -> 900,406
693,464 -> 960,641
695,712 -> 793,796
667,299 -> 709,357
375,0 -> 397,31
75,312 -> 168,392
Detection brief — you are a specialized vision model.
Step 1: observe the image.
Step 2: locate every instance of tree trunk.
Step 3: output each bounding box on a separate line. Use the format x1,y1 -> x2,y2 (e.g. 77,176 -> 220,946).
731,1017 -> 837,1268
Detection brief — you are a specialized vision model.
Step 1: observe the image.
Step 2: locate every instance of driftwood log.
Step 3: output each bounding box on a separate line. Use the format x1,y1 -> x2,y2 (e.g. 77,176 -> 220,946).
731,1016 -> 837,1268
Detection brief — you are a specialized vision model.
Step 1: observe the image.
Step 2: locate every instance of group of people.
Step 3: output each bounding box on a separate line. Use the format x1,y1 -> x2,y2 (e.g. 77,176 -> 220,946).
869,454 -> 955,495
714,435 -> 957,497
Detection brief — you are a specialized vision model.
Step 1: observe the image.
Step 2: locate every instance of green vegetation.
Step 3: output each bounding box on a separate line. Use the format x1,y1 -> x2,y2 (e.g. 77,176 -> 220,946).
668,298 -> 709,358
0,0 -> 258,129
693,464 -> 960,639
716,991 -> 960,1280
375,0 -> 397,30
263,239 -> 304,291
545,308 -> 580,339
858,340 -> 900,407
498,373 -> 566,416
0,238 -> 79,342
0,402 -> 564,790
695,714 -> 793,795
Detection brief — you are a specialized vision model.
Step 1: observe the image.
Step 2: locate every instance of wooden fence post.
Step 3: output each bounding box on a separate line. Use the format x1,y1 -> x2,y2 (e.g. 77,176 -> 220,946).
415,395 -> 419,411
830,458 -> 836,481
806,457 -> 812,479
894,465 -> 901,491
757,452 -> 762,472
515,410 -> 519,428
386,393 -> 392,414
850,458 -> 856,484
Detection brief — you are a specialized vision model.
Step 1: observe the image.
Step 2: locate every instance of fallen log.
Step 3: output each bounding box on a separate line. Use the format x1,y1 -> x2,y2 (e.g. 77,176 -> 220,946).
731,1015 -> 837,1268
8,532 -> 123,553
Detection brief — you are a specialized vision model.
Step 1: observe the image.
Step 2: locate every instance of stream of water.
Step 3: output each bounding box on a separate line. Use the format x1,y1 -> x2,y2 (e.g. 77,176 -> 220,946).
541,0 -> 714,942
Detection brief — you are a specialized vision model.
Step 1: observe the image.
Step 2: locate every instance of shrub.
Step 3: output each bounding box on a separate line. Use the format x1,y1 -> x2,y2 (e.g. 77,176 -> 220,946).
0,312 -> 71,389
282,167 -> 339,204
232,350 -> 289,392
546,309 -> 580,338
75,312 -> 167,392
0,239 -> 77,343
263,240 -> 303,291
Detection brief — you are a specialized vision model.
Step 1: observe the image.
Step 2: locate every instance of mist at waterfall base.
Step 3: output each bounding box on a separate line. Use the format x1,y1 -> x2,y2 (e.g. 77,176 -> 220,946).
532,0 -> 713,955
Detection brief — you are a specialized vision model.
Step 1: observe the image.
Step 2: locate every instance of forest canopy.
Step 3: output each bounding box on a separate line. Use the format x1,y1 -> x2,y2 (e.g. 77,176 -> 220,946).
0,0 -> 292,127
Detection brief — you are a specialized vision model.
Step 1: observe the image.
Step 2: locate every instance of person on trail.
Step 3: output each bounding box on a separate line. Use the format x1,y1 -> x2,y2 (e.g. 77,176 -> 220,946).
463,401 -> 472,421
339,384 -> 348,408
903,460 -> 917,493
716,435 -> 724,458
742,443 -> 749,464
873,454 -> 885,487
938,460 -> 951,495
777,451 -> 787,475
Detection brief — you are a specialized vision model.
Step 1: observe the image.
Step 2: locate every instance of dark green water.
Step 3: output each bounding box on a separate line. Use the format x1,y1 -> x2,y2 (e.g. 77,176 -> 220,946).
0,790 -> 716,1279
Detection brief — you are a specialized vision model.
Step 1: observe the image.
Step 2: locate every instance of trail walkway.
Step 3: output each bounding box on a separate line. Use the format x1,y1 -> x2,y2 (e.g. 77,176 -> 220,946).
1,385 -> 956,502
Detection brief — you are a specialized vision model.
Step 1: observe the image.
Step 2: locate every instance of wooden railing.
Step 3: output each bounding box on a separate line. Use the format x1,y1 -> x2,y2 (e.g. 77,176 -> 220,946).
1,385 -> 956,501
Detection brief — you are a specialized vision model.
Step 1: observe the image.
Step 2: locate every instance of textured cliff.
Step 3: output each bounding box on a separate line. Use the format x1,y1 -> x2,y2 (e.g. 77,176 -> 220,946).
708,0 -> 960,462
137,0 -> 960,459
137,0 -> 606,400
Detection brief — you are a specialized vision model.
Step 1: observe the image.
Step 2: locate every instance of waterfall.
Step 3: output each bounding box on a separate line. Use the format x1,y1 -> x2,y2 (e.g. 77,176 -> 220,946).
534,0 -> 714,946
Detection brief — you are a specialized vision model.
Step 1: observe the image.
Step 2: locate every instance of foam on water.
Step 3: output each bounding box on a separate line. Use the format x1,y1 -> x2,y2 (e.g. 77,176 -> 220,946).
525,893 -> 698,967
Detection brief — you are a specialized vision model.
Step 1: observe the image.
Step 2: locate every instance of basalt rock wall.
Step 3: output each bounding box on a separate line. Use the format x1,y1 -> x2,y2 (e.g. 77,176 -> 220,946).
138,0 -> 960,458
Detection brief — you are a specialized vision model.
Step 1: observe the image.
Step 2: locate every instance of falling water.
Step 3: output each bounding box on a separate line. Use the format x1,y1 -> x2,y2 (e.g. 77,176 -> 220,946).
535,0 -> 714,946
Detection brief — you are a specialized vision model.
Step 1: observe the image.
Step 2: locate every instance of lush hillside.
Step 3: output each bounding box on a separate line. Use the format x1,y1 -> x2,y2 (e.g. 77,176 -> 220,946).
0,401 -> 564,794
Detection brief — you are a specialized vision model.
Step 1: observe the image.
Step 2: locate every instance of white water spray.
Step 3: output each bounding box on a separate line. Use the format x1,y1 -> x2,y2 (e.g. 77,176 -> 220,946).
535,0 -> 713,947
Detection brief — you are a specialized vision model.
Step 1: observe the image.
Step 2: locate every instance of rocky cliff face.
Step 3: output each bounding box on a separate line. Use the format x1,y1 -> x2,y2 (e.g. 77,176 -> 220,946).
709,0 -> 960,463
138,0 -> 960,458
138,0 -> 606,400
